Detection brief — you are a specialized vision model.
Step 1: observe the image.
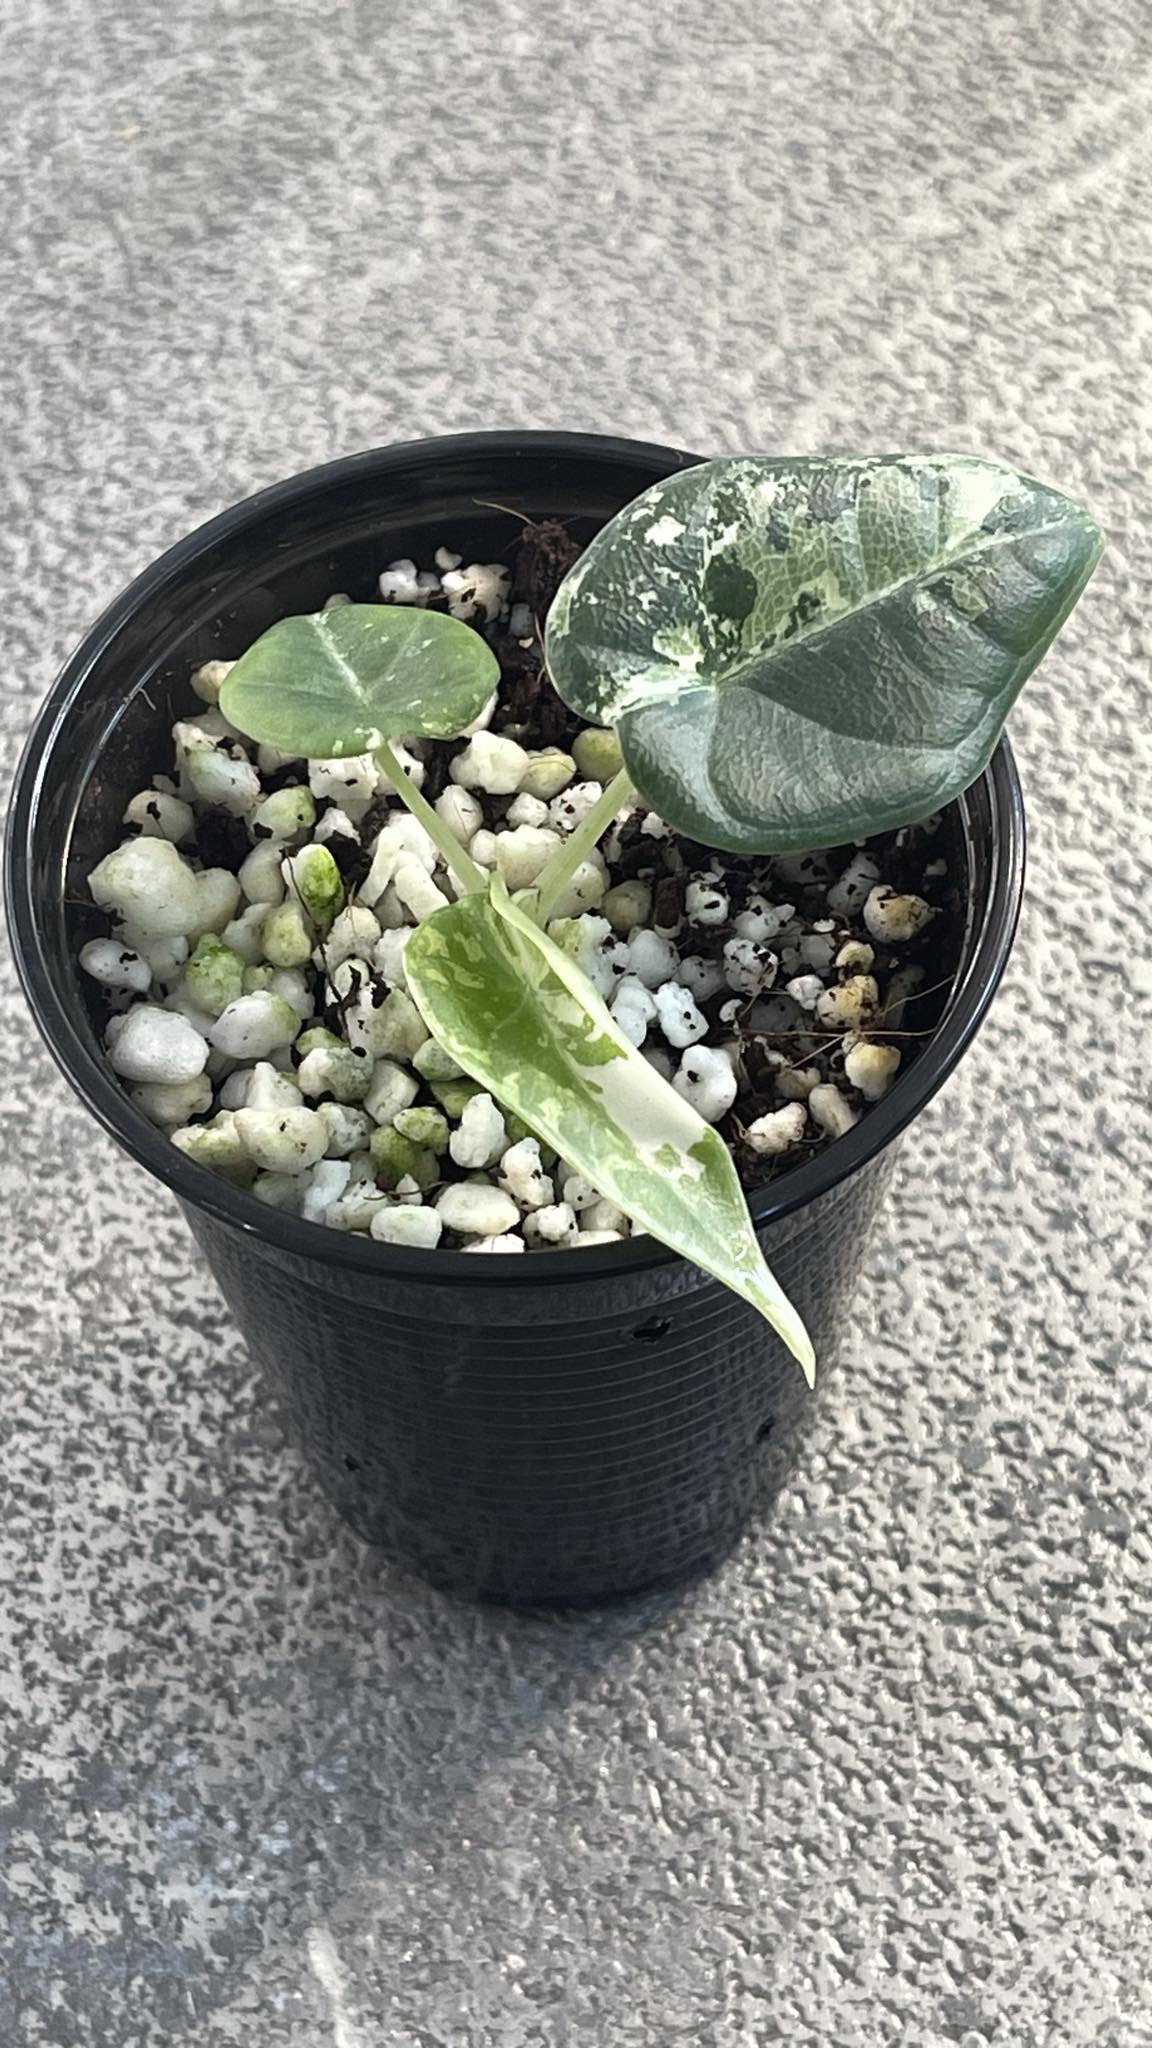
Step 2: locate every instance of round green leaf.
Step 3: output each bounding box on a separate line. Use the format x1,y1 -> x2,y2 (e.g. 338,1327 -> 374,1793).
220,603 -> 500,758
545,455 -> 1103,851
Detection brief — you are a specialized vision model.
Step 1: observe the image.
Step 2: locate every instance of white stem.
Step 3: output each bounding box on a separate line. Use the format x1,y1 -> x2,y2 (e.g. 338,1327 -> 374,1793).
532,766 -> 636,924
375,741 -> 485,895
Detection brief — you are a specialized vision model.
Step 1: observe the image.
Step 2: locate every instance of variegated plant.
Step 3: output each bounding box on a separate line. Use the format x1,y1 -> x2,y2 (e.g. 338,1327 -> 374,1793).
222,453 -> 1102,1382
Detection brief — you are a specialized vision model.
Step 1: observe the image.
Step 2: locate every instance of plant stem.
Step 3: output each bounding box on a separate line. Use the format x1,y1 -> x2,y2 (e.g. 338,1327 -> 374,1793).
532,765 -> 636,924
375,740 -> 485,894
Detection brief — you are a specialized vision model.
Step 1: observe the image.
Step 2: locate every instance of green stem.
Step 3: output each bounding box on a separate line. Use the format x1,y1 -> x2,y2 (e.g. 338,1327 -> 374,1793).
533,766 -> 636,924
376,740 -> 485,895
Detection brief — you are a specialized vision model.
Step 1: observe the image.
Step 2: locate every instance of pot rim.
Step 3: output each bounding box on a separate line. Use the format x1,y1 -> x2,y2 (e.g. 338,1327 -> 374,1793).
5,429 -> 1027,1286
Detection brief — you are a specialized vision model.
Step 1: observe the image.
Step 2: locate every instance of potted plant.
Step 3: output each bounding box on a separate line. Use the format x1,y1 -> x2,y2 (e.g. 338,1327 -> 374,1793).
5,433 -> 1100,1603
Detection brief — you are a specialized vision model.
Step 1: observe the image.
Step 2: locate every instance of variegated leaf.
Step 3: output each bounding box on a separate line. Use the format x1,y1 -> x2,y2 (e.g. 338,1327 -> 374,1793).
221,603 -> 499,758
545,454 -> 1103,852
405,875 -> 815,1380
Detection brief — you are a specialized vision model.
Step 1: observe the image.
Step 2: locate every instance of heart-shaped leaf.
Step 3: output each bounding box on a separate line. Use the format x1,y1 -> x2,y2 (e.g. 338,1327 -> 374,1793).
545,455 -> 1103,851
220,603 -> 499,758
405,874 -> 815,1379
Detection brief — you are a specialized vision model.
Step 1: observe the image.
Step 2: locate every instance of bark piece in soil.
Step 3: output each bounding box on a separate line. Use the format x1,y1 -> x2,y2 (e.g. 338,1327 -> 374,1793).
495,653 -> 575,747
510,519 -> 582,623
417,748 -> 452,804
260,760 -> 313,796
193,808 -> 252,873
356,793 -> 397,846
653,874 -> 685,931
325,831 -> 372,892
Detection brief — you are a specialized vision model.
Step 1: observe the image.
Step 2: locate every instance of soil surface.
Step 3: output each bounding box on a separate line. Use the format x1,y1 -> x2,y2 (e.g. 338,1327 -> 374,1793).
81,515 -> 968,1245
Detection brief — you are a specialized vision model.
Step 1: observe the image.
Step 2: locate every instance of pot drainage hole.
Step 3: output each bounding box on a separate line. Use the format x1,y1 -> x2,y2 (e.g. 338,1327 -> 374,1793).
632,1316 -> 672,1343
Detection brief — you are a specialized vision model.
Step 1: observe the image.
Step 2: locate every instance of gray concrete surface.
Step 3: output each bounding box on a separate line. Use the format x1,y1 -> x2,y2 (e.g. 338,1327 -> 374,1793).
2,1 -> 1150,2041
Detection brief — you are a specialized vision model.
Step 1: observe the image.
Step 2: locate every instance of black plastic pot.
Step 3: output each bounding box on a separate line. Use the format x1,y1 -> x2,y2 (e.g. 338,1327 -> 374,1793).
6,433 -> 1026,1605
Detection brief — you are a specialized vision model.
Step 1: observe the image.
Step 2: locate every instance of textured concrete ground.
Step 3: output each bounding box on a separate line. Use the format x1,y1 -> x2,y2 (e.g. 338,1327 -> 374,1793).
2,1 -> 1150,2042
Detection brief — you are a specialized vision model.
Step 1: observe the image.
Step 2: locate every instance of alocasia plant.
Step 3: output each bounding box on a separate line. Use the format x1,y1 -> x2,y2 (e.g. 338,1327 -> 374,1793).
222,453 -> 1102,1382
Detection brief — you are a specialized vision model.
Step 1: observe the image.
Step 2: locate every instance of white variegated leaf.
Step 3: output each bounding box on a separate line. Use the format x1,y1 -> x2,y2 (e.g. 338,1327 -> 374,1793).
545,454 -> 1103,852
405,875 -> 815,1379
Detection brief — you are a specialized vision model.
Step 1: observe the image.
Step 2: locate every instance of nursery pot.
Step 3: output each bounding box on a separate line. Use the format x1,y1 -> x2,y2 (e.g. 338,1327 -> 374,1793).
6,432 -> 1026,1605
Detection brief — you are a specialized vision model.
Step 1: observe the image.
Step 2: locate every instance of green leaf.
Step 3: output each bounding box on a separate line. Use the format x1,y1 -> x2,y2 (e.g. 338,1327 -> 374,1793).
405,874 -> 815,1380
545,455 -> 1103,852
220,603 -> 500,758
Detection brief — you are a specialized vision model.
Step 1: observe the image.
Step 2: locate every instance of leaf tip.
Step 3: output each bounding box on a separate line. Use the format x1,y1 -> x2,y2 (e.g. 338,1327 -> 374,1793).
794,1330 -> 817,1390
753,1281 -> 816,1385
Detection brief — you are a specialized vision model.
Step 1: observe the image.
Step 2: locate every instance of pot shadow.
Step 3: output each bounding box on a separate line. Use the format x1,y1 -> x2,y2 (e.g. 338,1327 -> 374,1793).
3,1393 -> 724,2046
0,1062 -> 826,2048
